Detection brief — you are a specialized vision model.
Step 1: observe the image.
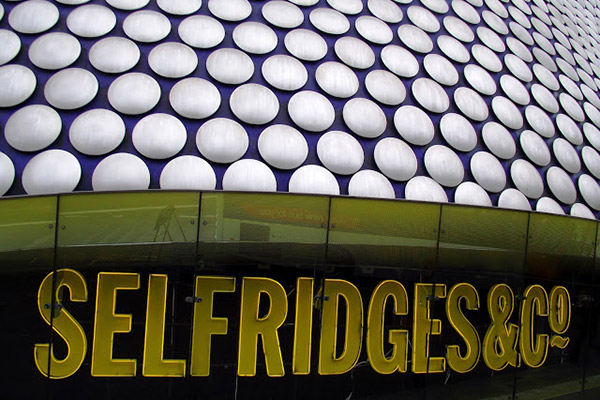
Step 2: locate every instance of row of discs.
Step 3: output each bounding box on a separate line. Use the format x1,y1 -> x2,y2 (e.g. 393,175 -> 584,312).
1,0 -> 600,220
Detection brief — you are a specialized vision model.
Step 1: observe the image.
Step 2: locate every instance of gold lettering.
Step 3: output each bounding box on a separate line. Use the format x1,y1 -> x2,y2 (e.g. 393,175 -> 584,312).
482,284 -> 520,370
548,286 -> 570,349
293,278 -> 314,375
190,276 -> 236,376
34,269 -> 88,379
519,285 -> 549,368
142,274 -> 186,377
446,283 -> 480,373
91,272 -> 139,377
412,283 -> 446,373
238,277 -> 288,377
367,280 -> 409,374
318,279 -> 364,375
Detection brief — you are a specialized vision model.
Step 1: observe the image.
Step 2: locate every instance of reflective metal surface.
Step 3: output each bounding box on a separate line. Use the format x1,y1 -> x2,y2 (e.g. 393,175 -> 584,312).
284,28 -> 328,61
148,42 -> 198,78
156,0 -> 201,15
288,165 -> 340,195
556,113 -> 584,145
28,32 -> 80,70
342,98 -> 386,138
169,78 -> 221,120
411,77 -> 450,113
123,10 -> 171,43
476,26 -> 505,52
69,109 -> 125,156
44,68 -> 98,110
88,37 -> 140,73
520,130 -> 550,166
407,6 -> 440,32
553,138 -> 582,173
233,22 -> 278,55
531,83 -> 560,113
326,0 -> 363,15
92,153 -> 150,191
66,4 -> 115,38
397,24 -> 433,53
132,113 -> 187,160
499,74 -> 530,105
510,159 -> 544,199
309,8 -> 350,35
367,0 -> 403,23
5,105 -> 61,152
0,64 -> 36,107
454,182 -> 492,206
0,152 -> 14,196
470,151 -> 506,193
8,0 -> 59,34
373,137 -> 417,181
356,15 -> 394,44
472,44 -> 503,72
196,118 -> 248,163
394,105 -> 434,146
348,170 -> 395,199
208,0 -> 252,21
437,35 -> 470,63
423,54 -> 458,86
159,156 -> 216,190
440,113 -> 477,152
492,96 -> 524,130
498,188 -> 531,210
107,72 -> 161,115
222,159 -> 277,192
454,87 -> 489,121
261,55 -> 308,91
546,166 -> 577,205
525,105 -> 555,138
583,146 -> 600,179
504,53 -> 533,81
535,197 -> 564,215
0,29 -> 20,66
334,37 -> 375,69
229,83 -> 279,125
22,150 -> 81,195
482,121 -> 517,159
206,48 -> 254,84
365,70 -> 406,105
315,61 -> 359,98
578,174 -> 600,211
405,176 -> 448,203
425,145 -> 464,187
464,64 -> 497,95
288,91 -> 335,132
317,131 -> 364,175
262,1 -> 304,29
258,124 -> 308,170
380,44 -> 419,78
444,16 -> 474,42
178,15 -> 225,49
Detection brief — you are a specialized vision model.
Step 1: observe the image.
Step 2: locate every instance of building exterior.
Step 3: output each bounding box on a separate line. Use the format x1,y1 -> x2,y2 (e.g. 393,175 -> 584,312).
1,0 -> 600,398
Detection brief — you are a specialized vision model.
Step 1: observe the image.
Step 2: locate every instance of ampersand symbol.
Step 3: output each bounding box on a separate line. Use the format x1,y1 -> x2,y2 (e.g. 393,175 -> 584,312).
482,284 -> 520,370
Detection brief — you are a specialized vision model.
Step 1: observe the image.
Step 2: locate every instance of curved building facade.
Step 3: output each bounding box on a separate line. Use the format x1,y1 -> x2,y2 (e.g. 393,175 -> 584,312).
2,0 -> 600,399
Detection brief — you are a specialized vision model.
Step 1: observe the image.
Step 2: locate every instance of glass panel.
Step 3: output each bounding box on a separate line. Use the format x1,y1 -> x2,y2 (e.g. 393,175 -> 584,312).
526,213 -> 596,280
198,192 -> 329,268
0,196 -> 56,270
56,192 -> 200,268
512,277 -> 588,399
0,266 -> 56,396
438,205 -> 528,275
328,198 -> 440,270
